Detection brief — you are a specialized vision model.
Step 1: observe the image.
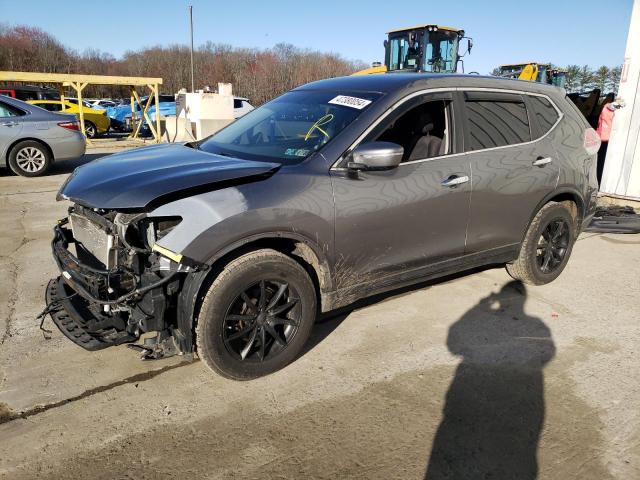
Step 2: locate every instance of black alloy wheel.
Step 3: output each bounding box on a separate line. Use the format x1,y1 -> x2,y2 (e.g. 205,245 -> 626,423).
196,249 -> 317,380
536,218 -> 571,274
506,201 -> 577,285
223,280 -> 301,362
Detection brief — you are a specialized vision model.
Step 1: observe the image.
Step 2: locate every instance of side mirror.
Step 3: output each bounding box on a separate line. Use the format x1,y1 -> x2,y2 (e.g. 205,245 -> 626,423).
467,38 -> 473,54
383,39 -> 388,49
347,141 -> 403,171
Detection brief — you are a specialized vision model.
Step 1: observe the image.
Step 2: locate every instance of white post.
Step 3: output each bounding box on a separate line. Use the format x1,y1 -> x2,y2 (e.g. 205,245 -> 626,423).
600,0 -> 640,200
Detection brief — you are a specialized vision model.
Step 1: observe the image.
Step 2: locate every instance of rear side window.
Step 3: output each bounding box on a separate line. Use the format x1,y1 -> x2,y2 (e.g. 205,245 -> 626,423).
42,103 -> 63,112
529,96 -> 559,136
464,94 -> 531,151
0,101 -> 24,117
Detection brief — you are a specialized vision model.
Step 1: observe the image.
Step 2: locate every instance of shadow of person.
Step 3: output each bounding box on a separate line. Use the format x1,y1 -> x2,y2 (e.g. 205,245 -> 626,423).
425,280 -> 555,480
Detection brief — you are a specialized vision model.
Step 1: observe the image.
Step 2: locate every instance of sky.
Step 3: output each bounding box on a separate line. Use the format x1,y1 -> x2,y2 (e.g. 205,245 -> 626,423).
0,0 -> 634,74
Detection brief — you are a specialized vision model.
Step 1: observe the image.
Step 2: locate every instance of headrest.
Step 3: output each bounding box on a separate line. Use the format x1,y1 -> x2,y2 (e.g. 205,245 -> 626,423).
422,122 -> 435,134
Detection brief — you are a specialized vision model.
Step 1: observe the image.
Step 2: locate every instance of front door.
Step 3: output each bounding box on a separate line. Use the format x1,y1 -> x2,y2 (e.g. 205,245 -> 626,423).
330,93 -> 471,291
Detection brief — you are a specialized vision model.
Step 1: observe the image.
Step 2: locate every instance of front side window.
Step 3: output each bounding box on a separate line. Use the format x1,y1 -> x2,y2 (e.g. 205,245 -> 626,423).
364,99 -> 451,162
200,90 -> 382,164
529,96 -> 559,137
465,95 -> 531,151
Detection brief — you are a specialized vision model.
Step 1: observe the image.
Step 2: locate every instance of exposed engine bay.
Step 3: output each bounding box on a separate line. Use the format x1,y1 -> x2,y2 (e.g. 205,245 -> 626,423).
46,204 -> 202,358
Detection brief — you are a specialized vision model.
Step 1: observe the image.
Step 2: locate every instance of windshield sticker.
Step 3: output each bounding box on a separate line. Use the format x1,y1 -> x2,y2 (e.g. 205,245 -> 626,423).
285,148 -> 311,157
328,95 -> 372,110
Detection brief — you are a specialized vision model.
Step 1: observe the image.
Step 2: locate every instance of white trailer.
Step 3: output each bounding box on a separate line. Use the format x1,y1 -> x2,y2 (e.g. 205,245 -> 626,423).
601,0 -> 640,202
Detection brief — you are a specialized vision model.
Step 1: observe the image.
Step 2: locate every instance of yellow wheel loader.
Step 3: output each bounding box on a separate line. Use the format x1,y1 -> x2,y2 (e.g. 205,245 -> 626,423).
498,63 -> 567,88
498,63 -> 604,125
353,25 -> 473,75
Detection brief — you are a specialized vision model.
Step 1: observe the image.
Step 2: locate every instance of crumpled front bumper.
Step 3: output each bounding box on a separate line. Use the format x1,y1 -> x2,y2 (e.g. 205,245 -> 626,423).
47,221 -> 138,350
45,277 -> 136,350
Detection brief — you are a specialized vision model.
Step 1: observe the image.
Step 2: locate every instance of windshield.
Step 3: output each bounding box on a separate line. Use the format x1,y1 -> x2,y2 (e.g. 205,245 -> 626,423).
388,29 -> 460,73
388,31 -> 424,71
423,30 -> 459,73
199,90 -> 382,163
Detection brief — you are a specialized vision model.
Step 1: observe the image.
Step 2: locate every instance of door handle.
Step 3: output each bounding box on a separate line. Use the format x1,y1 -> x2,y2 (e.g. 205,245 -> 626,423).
441,175 -> 470,188
532,157 -> 553,167
1,121 -> 18,127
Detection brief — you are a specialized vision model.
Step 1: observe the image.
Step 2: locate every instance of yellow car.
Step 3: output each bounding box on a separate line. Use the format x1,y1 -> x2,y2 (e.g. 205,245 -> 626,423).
28,100 -> 110,138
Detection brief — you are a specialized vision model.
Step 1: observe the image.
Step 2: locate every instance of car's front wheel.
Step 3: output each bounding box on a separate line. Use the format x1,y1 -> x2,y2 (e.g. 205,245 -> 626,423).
506,201 -> 577,285
8,140 -> 52,177
196,249 -> 317,380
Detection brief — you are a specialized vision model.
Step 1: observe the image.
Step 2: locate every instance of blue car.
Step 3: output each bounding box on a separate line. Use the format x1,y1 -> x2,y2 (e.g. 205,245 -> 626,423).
106,95 -> 175,133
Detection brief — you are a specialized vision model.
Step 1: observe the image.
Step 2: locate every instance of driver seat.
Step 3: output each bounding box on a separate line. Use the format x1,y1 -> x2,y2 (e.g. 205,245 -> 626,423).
407,113 -> 444,161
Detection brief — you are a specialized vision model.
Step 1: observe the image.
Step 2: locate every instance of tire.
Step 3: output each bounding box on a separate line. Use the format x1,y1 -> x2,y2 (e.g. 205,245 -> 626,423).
506,201 -> 577,285
8,140 -> 52,177
196,249 -> 317,380
83,121 -> 97,138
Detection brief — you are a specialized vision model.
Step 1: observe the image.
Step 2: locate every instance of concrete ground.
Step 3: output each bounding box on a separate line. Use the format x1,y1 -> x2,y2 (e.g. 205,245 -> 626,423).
0,148 -> 639,479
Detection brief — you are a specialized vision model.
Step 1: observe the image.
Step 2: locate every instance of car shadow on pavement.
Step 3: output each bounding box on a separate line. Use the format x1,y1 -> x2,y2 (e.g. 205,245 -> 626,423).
424,280 -> 555,480
51,153 -> 108,174
303,266 -> 498,357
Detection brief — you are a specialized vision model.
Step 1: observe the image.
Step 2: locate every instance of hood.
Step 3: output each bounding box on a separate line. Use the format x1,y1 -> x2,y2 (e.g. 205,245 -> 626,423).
58,143 -> 280,210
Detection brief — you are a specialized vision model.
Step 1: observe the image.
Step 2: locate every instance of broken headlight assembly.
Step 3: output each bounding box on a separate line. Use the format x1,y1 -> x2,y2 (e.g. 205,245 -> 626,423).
44,207 -> 196,356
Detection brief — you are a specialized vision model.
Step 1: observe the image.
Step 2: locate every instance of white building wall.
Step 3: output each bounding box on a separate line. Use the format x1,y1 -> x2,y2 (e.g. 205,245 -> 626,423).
601,0 -> 640,200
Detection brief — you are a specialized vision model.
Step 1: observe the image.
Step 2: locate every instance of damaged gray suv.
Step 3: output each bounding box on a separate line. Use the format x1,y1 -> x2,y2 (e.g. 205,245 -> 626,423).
46,74 -> 600,379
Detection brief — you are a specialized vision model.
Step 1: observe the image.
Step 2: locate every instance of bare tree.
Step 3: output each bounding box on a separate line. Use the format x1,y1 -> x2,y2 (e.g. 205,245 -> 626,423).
0,25 -> 364,105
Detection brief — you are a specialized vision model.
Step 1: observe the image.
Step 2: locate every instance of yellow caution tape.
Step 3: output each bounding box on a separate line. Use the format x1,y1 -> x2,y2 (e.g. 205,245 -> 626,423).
152,244 -> 183,263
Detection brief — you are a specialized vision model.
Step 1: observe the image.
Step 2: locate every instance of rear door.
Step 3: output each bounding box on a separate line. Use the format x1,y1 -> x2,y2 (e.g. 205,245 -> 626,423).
462,91 -> 560,253
0,100 -> 24,161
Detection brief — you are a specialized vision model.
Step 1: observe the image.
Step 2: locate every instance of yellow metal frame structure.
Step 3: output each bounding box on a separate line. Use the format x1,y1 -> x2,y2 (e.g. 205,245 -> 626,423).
0,71 -> 163,144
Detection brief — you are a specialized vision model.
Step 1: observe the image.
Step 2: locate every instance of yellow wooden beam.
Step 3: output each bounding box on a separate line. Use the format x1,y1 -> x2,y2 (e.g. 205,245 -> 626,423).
131,89 -> 157,140
0,71 -> 162,86
152,84 -> 162,143
129,87 -> 140,140
71,82 -> 92,145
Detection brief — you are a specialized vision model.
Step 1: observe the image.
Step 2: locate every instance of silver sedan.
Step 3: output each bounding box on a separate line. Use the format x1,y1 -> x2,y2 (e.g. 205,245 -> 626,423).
0,95 -> 86,177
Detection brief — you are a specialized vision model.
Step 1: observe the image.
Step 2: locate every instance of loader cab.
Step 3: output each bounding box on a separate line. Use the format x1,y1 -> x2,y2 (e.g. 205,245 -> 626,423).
384,25 -> 469,73
499,63 -> 567,88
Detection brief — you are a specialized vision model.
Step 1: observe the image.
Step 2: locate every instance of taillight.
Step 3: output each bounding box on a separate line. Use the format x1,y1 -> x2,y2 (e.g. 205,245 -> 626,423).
57,121 -> 80,131
584,128 -> 601,155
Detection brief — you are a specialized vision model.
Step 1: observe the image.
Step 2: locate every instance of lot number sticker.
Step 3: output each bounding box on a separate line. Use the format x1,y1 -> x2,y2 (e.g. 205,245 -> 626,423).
328,95 -> 372,110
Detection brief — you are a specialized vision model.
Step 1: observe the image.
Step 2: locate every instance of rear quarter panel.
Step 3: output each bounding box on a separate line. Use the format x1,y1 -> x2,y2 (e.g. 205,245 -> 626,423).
547,92 -> 598,221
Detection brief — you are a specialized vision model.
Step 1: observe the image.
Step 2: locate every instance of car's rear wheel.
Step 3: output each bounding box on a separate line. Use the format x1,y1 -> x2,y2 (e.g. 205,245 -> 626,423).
8,140 -> 52,177
506,201 -> 577,285
196,249 -> 317,380
83,121 -> 97,138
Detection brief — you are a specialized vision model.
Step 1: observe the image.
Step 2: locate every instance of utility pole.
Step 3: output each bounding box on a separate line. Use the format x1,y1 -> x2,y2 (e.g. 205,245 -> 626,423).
189,5 -> 195,93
